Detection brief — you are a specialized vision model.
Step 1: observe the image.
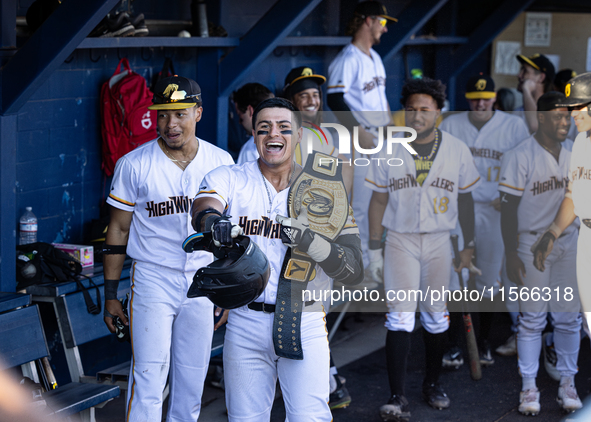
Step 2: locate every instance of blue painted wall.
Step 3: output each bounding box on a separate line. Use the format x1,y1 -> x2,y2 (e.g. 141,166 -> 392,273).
12,0 -> 489,247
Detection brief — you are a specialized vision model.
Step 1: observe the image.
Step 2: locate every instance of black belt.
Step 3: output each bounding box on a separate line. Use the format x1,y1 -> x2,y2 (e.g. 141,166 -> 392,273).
248,301 -> 315,313
529,231 -> 567,238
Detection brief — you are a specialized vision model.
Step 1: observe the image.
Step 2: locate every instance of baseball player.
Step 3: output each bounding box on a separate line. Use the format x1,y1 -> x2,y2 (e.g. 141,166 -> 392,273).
439,74 -> 529,365
327,0 -> 396,273
534,72 -> 591,333
366,78 -> 481,421
102,76 -> 234,422
515,53 -> 556,133
499,92 -> 582,415
191,98 -> 364,421
233,83 -> 274,165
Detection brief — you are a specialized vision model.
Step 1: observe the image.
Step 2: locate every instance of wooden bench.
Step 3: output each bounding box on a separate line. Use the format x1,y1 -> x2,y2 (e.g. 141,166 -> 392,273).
0,300 -> 119,422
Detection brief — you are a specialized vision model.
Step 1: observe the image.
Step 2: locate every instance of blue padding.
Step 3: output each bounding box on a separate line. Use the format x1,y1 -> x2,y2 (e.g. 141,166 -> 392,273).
45,382 -> 120,417
0,305 -> 48,367
56,279 -> 131,348
0,292 -> 31,314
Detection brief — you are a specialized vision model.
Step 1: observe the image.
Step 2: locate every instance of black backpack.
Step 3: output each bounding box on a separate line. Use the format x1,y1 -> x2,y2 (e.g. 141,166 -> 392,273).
17,242 -> 101,314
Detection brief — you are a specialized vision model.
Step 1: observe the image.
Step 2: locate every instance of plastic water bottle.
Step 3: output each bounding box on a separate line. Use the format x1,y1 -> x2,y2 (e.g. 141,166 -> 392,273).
19,207 -> 38,245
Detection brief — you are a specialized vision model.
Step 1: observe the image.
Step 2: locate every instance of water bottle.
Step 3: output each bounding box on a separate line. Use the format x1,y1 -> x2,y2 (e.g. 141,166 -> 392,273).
19,207 -> 38,245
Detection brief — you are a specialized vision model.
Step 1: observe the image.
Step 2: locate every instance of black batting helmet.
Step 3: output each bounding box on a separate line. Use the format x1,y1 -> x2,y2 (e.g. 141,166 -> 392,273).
556,72 -> 591,108
187,235 -> 270,309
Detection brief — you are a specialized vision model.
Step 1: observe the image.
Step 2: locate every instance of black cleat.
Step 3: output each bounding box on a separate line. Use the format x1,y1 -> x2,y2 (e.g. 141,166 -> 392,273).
380,394 -> 410,421
329,385 -> 351,409
422,382 -> 450,410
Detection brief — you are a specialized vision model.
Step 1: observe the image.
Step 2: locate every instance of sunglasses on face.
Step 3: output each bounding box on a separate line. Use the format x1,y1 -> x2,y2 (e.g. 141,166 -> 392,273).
372,17 -> 387,27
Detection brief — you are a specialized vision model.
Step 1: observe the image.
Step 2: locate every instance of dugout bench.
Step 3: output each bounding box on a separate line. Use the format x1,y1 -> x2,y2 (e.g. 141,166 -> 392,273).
0,292 -> 120,421
26,262 -> 225,393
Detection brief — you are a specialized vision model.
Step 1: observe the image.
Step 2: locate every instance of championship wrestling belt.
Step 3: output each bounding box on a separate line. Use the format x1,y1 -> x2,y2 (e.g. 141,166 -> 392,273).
273,151 -> 348,360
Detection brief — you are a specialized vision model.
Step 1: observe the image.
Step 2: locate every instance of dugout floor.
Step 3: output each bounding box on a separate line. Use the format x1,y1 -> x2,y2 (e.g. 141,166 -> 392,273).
92,311 -> 591,422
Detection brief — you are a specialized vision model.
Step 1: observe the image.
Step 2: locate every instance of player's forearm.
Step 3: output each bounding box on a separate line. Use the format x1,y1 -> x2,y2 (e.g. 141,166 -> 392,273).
103,222 -> 129,299
522,91 -> 538,133
457,192 -> 475,248
191,197 -> 225,232
368,192 -> 388,243
500,192 -> 521,255
550,196 -> 576,236
316,234 -> 364,285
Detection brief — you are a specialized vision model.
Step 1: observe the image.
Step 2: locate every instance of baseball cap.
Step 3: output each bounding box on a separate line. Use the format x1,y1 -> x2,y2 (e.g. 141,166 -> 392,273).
554,69 -> 577,90
516,54 -> 556,81
537,91 -> 566,111
465,74 -> 496,100
283,66 -> 326,98
354,1 -> 398,22
148,76 -> 202,110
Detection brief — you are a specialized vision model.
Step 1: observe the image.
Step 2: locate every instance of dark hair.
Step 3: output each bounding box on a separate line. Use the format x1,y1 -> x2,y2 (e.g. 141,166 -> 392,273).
233,83 -> 274,113
540,70 -> 555,93
345,14 -> 366,36
495,88 -> 516,112
251,98 -> 302,131
400,77 -> 446,110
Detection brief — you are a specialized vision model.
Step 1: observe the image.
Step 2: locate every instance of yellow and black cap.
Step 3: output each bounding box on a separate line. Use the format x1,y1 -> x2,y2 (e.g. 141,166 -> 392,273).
354,1 -> 398,22
148,76 -> 202,110
516,54 -> 556,81
283,66 -> 326,98
465,74 -> 495,100
556,72 -> 591,108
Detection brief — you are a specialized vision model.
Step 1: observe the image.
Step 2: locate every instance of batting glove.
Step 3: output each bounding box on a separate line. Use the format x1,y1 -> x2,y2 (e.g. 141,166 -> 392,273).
368,248 -> 384,283
276,208 -> 331,262
211,216 -> 243,247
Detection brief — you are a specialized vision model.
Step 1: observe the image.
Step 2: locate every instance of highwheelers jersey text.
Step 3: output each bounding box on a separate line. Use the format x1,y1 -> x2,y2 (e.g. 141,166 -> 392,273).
439,110 -> 529,203
499,135 -> 578,234
365,130 -> 481,233
107,137 -> 234,272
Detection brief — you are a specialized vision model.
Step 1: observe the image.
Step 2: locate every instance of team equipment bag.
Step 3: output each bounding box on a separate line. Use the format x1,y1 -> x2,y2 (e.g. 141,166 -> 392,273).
16,242 -> 101,314
100,57 -> 157,176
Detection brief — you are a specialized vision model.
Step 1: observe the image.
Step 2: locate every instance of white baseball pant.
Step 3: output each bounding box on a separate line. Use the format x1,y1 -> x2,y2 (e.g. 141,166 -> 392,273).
126,261 -> 213,422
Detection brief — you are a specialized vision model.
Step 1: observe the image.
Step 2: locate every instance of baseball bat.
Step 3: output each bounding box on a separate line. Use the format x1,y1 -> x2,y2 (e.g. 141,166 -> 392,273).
451,235 -> 482,381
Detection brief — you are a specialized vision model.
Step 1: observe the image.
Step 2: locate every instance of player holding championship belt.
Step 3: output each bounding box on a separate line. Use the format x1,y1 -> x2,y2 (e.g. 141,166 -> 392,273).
189,98 -> 363,421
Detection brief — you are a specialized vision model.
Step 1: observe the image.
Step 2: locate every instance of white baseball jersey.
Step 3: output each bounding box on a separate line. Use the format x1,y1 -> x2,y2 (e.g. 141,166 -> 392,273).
365,130 -> 481,233
107,137 -> 234,272
236,136 -> 258,164
439,111 -> 529,203
235,127 -> 338,167
499,136 -> 578,234
107,136 -> 234,422
327,43 -> 391,128
570,132 -> 591,219
196,159 -> 357,421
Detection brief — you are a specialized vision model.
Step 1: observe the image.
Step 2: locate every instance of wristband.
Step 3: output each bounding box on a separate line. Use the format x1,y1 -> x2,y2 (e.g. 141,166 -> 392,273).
548,222 -> 562,238
104,279 -> 120,301
369,239 -> 381,250
102,244 -> 127,255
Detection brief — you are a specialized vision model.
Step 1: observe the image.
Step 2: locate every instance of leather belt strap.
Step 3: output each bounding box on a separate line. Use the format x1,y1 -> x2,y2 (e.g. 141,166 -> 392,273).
248,300 -> 316,313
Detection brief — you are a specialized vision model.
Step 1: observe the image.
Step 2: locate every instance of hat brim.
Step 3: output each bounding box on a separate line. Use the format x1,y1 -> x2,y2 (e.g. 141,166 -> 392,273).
288,74 -> 326,88
148,102 -> 197,110
465,92 -> 496,100
380,15 -> 398,22
555,97 -> 591,108
516,55 -> 540,71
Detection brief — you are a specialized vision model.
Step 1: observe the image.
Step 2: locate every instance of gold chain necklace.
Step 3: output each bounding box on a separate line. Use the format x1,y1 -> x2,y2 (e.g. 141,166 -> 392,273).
415,129 -> 440,161
160,138 -> 198,170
